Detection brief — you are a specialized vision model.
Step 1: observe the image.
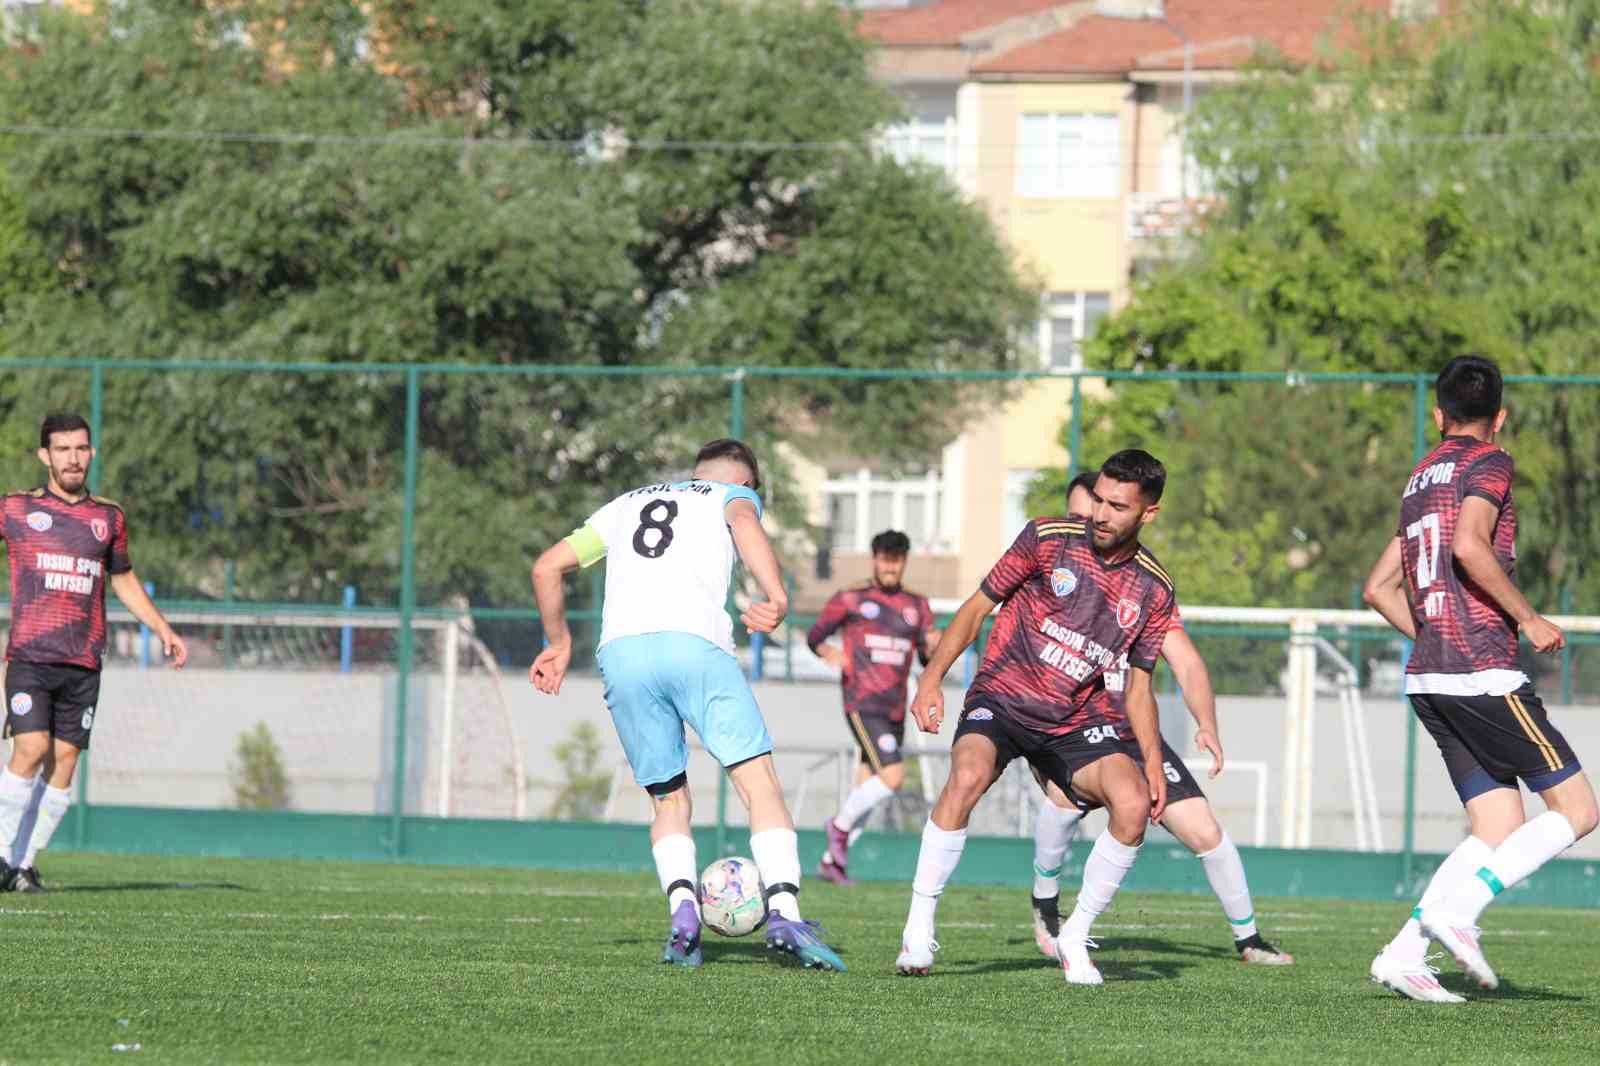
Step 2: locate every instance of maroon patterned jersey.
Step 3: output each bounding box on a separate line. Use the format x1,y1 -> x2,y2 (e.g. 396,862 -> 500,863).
1,488 -> 132,670
1103,602 -> 1183,704
1398,436 -> 1522,690
969,517 -> 1175,734
807,584 -> 934,720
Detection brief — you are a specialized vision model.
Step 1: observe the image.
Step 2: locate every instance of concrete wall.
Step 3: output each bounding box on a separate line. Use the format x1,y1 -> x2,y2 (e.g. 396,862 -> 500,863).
68,666 -> 1600,860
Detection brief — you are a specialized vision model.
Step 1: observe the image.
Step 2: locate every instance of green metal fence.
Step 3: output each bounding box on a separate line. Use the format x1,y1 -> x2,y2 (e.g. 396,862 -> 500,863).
4,357 -> 1600,875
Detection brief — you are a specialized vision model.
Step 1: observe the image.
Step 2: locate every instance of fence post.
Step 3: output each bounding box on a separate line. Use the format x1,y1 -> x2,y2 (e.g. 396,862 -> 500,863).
339,585 -> 357,673
1068,374 -> 1083,479
1560,585 -> 1574,704
222,560 -> 237,668
391,367 -> 421,859
1401,375 -> 1430,883
76,361 -> 105,847
715,369 -> 749,858
139,582 -> 154,667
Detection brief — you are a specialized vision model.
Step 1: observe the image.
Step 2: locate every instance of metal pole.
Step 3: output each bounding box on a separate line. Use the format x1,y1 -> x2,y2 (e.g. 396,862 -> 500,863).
339,585 -> 356,673
222,559 -> 236,668
1560,585 -> 1574,704
1068,374 -> 1083,480
729,369 -> 746,440
391,368 -> 421,858
715,370 -> 751,856
76,362 -> 105,846
1402,374 -> 1429,882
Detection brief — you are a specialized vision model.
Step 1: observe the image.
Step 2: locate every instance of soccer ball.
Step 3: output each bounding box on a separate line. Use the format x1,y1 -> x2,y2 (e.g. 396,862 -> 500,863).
698,856 -> 767,937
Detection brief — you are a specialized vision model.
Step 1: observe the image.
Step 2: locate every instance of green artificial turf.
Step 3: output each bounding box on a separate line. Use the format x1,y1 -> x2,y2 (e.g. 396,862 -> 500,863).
1,852 -> 1594,1064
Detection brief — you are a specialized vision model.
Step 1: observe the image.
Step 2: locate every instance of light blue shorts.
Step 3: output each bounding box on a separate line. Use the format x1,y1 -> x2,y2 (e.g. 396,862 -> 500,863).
596,632 -> 773,791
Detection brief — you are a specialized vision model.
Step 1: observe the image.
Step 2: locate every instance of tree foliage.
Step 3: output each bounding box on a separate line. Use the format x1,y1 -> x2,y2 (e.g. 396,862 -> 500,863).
1036,0 -> 1600,611
0,0 -> 1036,606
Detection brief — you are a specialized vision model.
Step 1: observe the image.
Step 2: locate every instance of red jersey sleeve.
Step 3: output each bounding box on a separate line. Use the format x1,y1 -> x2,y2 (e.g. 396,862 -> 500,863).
806,591 -> 850,652
1128,588 -> 1175,671
980,522 -> 1040,603
1462,450 -> 1513,510
109,507 -> 132,574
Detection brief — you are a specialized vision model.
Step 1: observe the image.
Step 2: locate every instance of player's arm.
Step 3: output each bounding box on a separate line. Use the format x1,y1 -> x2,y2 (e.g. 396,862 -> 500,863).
1161,627 -> 1222,777
1456,496 -> 1564,653
1124,664 -> 1167,823
727,498 -> 787,634
530,525 -> 601,695
1362,536 -> 1416,640
109,571 -> 187,668
806,593 -> 849,672
908,587 -> 996,735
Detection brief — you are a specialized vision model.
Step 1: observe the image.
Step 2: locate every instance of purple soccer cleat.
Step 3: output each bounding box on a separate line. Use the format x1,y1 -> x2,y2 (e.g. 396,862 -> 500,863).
661,899 -> 703,968
765,913 -> 847,971
817,855 -> 855,887
825,820 -> 851,868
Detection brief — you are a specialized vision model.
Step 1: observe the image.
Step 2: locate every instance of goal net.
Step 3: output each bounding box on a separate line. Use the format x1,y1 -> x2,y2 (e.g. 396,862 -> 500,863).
25,605 -> 528,820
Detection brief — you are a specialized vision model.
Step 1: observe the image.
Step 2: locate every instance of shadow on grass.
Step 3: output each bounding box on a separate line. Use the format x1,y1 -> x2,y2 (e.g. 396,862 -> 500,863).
54,881 -> 249,894
1472,980 -> 1585,1004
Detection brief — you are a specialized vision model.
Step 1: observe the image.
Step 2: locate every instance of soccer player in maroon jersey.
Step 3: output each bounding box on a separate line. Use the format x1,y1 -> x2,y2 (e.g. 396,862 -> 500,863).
0,414 -> 188,891
808,530 -> 939,886
1027,472 -> 1292,966
895,449 -> 1175,985
1363,357 -> 1596,1002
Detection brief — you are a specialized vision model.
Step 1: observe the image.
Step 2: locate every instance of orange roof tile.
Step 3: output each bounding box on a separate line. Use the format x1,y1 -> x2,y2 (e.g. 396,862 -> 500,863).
859,1 -> 1073,47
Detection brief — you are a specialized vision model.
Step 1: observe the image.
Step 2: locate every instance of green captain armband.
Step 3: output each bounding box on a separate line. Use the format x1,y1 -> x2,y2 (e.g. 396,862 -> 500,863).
564,524 -> 607,568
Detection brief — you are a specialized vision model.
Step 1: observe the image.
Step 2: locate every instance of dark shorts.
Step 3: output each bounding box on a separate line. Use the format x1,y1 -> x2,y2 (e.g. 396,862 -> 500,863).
1410,685 -> 1582,802
846,711 -> 905,772
4,660 -> 101,750
1030,726 -> 1205,814
952,703 -> 1093,796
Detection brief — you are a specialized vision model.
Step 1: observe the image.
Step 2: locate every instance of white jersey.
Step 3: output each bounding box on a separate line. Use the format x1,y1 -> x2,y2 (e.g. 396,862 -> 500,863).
583,480 -> 762,655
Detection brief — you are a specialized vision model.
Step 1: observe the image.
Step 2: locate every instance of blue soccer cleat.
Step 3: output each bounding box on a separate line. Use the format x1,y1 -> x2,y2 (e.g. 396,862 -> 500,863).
661,900 -> 703,968
765,914 -> 847,971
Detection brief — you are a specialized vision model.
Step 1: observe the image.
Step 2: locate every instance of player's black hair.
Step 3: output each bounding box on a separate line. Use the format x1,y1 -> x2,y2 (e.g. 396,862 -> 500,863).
870,530 -> 911,557
1099,449 -> 1166,504
694,438 -> 761,492
1436,355 -> 1503,428
39,413 -> 91,449
1067,470 -> 1098,502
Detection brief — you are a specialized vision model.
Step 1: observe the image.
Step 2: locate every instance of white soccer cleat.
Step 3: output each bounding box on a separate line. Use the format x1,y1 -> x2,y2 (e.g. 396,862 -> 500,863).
895,936 -> 939,976
1419,908 -> 1499,990
1031,896 -> 1063,958
1056,935 -> 1103,986
1370,951 -> 1467,1004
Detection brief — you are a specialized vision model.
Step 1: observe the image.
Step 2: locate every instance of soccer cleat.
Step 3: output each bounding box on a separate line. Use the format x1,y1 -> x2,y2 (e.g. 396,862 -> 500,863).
1056,935 -> 1103,986
1370,951 -> 1466,1004
765,914 -> 847,971
824,819 -> 851,869
1031,895 -> 1062,958
1236,932 -> 1293,965
10,867 -> 43,893
894,936 -> 939,976
0,858 -> 14,892
660,900 -> 703,968
817,854 -> 855,887
1419,908 -> 1498,990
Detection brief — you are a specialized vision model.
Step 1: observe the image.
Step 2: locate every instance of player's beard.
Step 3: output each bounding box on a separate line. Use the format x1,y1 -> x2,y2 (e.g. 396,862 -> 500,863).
1091,522 -> 1138,558
53,463 -> 87,494
874,577 -> 901,593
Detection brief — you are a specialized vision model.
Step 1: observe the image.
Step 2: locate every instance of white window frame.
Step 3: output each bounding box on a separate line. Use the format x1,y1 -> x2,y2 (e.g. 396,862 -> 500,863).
820,469 -> 946,555
882,115 -> 958,178
1037,291 -> 1111,371
1017,112 -> 1121,199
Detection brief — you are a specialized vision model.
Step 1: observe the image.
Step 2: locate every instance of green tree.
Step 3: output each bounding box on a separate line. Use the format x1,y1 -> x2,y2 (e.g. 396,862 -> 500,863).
544,721 -> 611,821
0,0 -> 1036,609
230,721 -> 291,810
1036,0 -> 1600,611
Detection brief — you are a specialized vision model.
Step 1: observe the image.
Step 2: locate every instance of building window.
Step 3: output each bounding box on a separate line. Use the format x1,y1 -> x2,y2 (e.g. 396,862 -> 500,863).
883,116 -> 956,178
1018,113 -> 1120,199
1038,291 -> 1110,370
821,470 -> 945,554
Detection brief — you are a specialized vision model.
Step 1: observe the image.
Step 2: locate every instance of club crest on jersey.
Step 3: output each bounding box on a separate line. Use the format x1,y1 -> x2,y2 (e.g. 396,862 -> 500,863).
26,511 -> 52,532
1116,598 -> 1141,630
900,606 -> 920,627
82,706 -> 95,731
1050,567 -> 1078,597
877,733 -> 898,754
91,518 -> 109,542
859,601 -> 881,620
9,693 -> 31,716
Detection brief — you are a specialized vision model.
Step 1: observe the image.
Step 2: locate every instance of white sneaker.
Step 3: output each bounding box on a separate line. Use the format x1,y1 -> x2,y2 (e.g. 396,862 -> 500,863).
1370,951 -> 1467,1004
1056,935 -> 1103,986
895,936 -> 939,976
1418,908 -> 1499,990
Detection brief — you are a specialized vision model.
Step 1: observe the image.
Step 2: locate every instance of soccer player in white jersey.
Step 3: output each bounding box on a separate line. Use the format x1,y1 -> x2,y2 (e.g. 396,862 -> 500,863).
529,439 -> 846,971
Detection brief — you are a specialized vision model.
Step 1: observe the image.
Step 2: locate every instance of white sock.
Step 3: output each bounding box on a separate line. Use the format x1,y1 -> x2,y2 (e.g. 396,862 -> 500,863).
1195,833 -> 1256,941
750,827 -> 802,920
1446,811 -> 1578,923
20,785 -> 71,869
906,819 -> 967,941
651,834 -> 699,915
832,775 -> 895,833
1032,802 -> 1082,899
13,774 -> 44,858
0,769 -> 34,865
1387,835 -> 1492,960
1062,832 -> 1141,942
